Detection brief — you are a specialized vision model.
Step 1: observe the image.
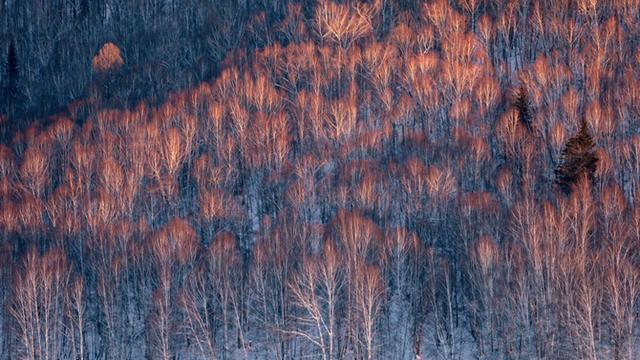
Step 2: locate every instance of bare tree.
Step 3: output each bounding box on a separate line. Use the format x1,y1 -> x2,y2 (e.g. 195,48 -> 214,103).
9,249 -> 70,360
352,262 -> 385,360
288,240 -> 343,360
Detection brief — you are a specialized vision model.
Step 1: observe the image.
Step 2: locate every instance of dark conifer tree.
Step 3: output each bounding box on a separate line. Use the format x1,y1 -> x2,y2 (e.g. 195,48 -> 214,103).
3,41 -> 19,115
514,85 -> 532,131
554,119 -> 598,193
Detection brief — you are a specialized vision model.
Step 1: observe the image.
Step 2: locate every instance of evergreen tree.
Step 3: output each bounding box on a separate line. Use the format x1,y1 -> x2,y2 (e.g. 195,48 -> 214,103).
3,40 -> 19,115
554,120 -> 599,193
514,85 -> 532,130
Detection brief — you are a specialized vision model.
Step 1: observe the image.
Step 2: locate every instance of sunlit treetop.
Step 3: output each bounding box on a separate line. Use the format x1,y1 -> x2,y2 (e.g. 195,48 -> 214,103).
92,42 -> 124,74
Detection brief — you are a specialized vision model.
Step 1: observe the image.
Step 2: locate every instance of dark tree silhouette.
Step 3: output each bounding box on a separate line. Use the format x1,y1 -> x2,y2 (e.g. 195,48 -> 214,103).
3,41 -> 19,115
514,85 -> 532,130
555,120 -> 598,193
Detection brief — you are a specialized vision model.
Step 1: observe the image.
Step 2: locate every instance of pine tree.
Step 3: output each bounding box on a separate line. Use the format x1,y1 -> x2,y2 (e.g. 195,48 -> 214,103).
514,85 -> 532,130
3,41 -> 19,114
554,120 -> 598,193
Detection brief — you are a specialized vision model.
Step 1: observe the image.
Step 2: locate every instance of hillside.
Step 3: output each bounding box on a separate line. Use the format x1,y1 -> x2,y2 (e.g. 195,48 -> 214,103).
1,1 -> 640,359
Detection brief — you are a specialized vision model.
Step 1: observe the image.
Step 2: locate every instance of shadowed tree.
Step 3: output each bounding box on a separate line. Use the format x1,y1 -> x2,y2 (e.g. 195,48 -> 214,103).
555,120 -> 598,193
3,40 -> 20,116
514,85 -> 532,131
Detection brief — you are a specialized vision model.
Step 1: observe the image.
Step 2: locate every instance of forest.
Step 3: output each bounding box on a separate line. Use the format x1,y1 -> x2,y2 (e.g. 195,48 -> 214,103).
1,0 -> 640,359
